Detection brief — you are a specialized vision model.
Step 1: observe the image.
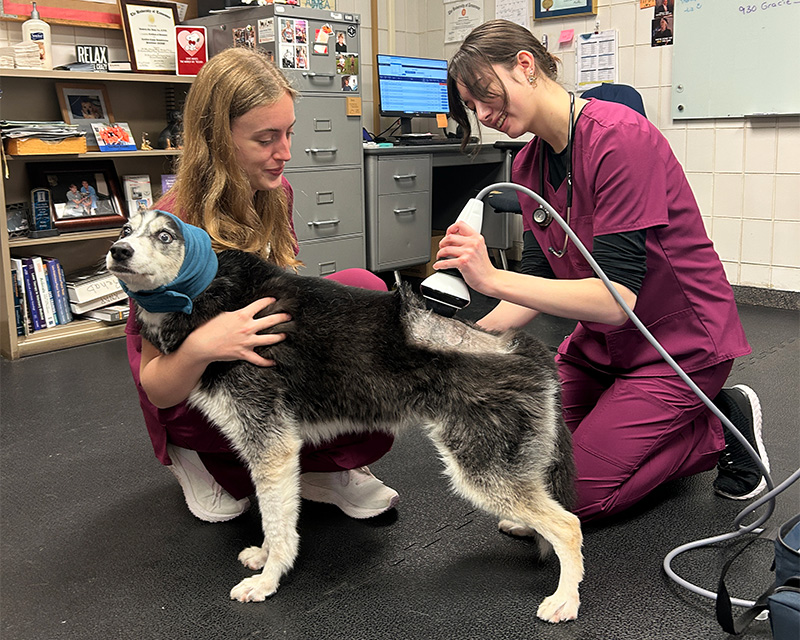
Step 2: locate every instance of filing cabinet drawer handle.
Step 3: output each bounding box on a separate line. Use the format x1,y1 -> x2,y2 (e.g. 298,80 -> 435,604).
393,173 -> 417,180
393,207 -> 417,215
305,147 -> 338,154
308,218 -> 341,227
302,72 -> 335,79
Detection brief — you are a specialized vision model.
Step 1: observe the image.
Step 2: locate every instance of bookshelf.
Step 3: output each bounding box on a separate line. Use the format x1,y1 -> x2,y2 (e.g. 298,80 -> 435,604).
1,69 -> 193,360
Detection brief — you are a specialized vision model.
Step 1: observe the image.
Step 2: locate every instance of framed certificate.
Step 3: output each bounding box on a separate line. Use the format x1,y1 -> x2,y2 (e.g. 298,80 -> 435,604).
119,0 -> 179,73
534,0 -> 597,21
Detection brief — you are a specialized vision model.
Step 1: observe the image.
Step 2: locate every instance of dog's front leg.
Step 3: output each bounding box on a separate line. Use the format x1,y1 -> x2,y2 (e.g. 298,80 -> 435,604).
230,434 -> 302,603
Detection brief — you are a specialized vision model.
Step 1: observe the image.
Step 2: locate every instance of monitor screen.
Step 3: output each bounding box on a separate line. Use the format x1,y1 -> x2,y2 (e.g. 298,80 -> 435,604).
376,54 -> 449,118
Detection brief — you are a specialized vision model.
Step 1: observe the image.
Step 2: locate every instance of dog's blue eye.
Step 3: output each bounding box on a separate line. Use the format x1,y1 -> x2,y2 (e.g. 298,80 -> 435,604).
158,231 -> 173,244
120,225 -> 132,237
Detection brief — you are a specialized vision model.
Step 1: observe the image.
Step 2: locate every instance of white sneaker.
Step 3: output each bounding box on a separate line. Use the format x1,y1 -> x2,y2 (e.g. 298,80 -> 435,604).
166,444 -> 251,522
300,467 -> 399,519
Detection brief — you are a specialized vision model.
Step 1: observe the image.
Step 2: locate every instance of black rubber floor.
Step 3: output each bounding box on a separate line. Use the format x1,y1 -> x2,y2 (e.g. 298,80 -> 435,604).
1,300 -> 797,640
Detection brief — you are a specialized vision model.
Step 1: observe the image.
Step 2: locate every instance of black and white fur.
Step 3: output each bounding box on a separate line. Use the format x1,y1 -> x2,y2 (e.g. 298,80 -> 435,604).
107,209 -> 584,623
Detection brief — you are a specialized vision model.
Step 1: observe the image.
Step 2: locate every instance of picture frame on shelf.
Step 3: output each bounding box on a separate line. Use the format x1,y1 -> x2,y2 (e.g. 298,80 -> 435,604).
55,82 -> 114,151
534,0 -> 597,20
26,160 -> 126,233
119,0 -> 180,74
91,122 -> 138,151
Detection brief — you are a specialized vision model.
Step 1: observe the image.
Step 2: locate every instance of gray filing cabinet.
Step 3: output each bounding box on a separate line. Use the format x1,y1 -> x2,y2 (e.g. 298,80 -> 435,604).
363,153 -> 433,272
186,5 -> 365,276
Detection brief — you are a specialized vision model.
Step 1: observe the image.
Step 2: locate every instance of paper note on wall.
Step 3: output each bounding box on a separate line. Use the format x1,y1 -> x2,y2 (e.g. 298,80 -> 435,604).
575,29 -> 618,90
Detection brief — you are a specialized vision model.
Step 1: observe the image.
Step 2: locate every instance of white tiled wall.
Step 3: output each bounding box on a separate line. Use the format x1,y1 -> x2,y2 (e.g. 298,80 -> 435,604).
366,0 -> 800,293
3,0 -> 798,292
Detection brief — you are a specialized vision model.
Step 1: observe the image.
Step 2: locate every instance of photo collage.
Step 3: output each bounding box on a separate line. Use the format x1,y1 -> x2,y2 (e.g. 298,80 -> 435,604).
221,15 -> 359,93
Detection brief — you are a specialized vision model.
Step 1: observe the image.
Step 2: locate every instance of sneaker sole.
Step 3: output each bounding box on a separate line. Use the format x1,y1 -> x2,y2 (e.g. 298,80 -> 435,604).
714,384 -> 770,501
300,483 -> 400,519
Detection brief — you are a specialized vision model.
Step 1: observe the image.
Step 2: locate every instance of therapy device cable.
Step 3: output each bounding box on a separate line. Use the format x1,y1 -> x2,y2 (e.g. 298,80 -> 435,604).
472,183 -> 792,608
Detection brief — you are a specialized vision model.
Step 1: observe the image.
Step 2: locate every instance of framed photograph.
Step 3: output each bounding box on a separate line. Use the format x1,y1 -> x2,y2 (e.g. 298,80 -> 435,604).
55,82 -> 114,151
26,161 -> 126,232
534,0 -> 597,20
119,0 -> 179,73
91,122 -> 137,151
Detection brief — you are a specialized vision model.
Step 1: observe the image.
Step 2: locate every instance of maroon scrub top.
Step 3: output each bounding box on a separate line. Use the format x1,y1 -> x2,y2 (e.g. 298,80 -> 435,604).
513,99 -> 750,376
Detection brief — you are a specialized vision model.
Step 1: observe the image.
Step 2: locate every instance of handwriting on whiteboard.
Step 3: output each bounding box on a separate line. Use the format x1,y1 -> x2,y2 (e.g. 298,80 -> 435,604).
739,0 -> 800,16
677,0 -> 703,13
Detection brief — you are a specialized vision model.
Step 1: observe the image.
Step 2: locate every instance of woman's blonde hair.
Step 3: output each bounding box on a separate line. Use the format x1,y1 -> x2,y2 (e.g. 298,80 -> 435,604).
172,46 -> 300,268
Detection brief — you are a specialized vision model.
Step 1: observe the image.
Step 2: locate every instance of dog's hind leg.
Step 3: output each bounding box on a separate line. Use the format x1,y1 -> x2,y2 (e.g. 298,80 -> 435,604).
229,431 -> 303,603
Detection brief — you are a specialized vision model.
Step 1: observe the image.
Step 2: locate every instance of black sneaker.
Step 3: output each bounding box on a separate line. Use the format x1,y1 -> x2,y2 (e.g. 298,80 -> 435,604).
712,385 -> 769,500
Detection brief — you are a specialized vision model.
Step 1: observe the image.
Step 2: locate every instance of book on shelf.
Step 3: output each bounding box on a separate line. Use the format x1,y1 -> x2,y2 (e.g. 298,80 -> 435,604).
69,289 -> 128,315
161,174 -> 177,196
19,257 -> 45,331
65,269 -> 123,304
8,256 -> 79,335
122,174 -> 153,215
10,262 -> 25,336
10,258 -> 32,334
42,257 -> 73,325
76,303 -> 129,324
30,256 -> 58,329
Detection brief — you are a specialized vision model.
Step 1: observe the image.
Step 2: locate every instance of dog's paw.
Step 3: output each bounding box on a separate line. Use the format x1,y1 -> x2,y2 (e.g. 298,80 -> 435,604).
238,545 -> 268,570
536,592 -> 580,623
230,575 -> 279,602
498,519 -> 538,537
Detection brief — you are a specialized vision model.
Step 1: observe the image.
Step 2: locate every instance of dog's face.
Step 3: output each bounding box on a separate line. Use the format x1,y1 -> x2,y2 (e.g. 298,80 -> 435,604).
106,210 -> 185,292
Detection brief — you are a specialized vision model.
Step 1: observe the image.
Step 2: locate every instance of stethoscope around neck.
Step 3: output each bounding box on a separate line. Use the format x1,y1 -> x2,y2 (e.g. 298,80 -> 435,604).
532,91 -> 575,258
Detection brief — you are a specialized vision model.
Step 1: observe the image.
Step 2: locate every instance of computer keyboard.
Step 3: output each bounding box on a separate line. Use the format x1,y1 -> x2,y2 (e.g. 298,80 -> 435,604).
395,136 -> 462,146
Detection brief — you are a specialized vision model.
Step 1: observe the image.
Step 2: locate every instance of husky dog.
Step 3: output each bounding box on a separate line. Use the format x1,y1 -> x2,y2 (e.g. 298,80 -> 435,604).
107,209 -> 583,623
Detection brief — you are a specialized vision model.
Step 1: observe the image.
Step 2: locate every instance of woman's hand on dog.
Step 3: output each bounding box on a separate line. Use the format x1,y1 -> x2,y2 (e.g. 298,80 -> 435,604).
140,297 -> 290,409
189,297 -> 290,367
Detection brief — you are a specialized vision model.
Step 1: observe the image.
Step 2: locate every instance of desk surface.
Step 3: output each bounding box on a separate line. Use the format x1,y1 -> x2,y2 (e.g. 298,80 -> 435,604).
363,142 -> 505,166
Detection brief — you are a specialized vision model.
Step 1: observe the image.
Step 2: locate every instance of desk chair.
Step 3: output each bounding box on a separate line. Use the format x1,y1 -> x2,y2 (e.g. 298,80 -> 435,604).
485,83 -> 648,267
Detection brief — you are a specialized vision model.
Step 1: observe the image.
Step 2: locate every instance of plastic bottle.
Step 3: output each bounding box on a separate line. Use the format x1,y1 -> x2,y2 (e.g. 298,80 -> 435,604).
21,2 -> 53,70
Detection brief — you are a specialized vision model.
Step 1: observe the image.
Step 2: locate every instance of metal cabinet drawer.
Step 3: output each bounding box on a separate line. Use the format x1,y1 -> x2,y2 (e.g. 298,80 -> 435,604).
297,236 -> 365,276
376,156 -> 432,195
376,191 -> 432,267
289,168 -> 363,241
289,96 -> 362,168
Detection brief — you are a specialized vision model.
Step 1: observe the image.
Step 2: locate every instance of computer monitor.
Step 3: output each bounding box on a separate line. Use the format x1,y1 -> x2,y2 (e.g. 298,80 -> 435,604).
376,54 -> 449,135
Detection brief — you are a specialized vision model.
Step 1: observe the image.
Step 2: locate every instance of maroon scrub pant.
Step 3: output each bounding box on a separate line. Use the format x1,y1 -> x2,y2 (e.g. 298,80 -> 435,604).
557,356 -> 731,521
126,268 -> 394,500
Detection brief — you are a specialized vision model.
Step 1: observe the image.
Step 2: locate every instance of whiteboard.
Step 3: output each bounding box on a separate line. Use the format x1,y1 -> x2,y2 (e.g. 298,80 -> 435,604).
671,1 -> 800,119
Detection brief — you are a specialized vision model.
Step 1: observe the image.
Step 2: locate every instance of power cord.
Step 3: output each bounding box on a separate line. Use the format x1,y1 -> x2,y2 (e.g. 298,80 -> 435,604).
473,182 -> 795,608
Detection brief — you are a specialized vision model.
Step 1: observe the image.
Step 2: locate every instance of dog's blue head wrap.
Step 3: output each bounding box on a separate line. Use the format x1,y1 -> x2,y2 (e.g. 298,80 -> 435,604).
119,211 -> 218,315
